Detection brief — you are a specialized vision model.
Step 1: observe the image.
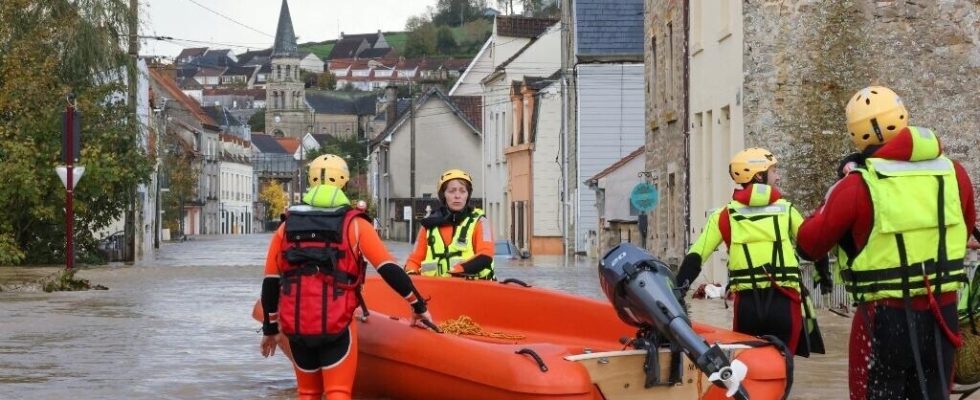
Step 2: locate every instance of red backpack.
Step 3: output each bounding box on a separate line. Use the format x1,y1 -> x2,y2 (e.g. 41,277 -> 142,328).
278,206 -> 368,341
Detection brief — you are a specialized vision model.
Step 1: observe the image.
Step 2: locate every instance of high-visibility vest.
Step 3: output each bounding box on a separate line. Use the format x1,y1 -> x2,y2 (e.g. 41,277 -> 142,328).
726,193 -> 802,292
421,208 -> 494,280
841,128 -> 967,302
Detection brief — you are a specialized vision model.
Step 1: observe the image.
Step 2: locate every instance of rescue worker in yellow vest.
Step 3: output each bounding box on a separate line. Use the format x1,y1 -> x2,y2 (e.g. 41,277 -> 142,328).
675,148 -> 829,358
797,86 -> 976,400
260,154 -> 435,400
405,169 -> 495,279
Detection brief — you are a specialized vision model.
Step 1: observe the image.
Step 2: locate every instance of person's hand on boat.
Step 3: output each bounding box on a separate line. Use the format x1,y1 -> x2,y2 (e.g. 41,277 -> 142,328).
260,334 -> 278,358
411,310 -> 436,330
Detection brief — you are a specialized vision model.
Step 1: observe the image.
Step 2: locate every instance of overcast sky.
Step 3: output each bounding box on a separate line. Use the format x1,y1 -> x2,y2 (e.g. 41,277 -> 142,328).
140,0 -> 439,58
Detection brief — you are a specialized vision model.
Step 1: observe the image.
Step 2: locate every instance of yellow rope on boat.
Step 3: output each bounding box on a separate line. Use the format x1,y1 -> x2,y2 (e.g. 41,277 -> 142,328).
438,315 -> 526,340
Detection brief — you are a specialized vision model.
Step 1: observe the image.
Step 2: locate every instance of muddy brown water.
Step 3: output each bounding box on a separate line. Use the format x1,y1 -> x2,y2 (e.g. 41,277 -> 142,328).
0,234 -> 853,399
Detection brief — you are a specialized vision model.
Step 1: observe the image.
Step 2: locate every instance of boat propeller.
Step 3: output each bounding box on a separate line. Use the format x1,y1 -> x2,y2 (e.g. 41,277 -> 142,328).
708,359 -> 749,398
600,243 -> 751,400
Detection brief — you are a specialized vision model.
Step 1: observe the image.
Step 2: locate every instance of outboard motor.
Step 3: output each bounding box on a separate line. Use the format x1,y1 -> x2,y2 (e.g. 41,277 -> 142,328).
600,243 -> 750,400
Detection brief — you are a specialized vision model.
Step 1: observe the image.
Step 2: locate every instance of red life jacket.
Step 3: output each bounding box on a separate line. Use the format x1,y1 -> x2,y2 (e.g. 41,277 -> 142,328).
278,206 -> 368,340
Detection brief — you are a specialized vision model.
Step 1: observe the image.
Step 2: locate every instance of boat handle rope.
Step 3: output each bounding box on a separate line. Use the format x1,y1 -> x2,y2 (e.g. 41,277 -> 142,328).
516,348 -> 549,372
499,278 -> 532,287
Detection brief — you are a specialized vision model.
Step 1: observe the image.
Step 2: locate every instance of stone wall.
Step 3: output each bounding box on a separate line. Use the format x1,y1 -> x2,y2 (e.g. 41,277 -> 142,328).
743,0 -> 979,212
645,0 -> 688,265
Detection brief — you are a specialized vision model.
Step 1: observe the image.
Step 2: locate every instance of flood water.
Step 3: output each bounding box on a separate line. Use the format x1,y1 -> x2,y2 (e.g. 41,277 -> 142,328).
0,233 -> 857,399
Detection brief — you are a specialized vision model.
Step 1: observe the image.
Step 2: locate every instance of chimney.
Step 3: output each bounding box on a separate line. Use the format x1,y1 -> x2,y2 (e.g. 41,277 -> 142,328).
385,85 -> 398,129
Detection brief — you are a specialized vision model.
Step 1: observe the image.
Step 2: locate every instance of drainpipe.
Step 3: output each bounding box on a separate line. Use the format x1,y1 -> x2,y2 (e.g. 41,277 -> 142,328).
560,74 -> 569,257
682,0 -> 692,251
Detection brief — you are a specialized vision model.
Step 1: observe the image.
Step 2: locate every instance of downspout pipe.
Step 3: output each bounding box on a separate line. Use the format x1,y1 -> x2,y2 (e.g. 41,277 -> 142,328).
682,0 -> 692,251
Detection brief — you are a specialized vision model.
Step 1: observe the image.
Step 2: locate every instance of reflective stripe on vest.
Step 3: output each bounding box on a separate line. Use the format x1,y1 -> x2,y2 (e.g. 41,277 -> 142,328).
422,208 -> 494,279
843,155 -> 967,302
726,198 -> 801,291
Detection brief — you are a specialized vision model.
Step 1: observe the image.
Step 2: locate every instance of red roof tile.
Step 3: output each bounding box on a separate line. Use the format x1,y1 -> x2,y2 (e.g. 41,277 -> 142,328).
148,67 -> 217,127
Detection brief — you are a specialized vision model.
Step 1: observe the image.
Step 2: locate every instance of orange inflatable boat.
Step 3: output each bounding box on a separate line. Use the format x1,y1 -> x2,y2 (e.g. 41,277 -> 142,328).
255,275 -> 790,400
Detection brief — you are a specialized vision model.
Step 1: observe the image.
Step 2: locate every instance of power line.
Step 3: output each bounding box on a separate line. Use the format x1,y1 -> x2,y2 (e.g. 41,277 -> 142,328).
183,0 -> 274,38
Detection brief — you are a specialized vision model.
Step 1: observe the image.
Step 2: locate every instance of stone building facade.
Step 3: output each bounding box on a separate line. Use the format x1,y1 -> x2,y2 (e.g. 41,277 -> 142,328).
743,0 -> 979,213
645,0 -> 979,282
645,0 -> 689,267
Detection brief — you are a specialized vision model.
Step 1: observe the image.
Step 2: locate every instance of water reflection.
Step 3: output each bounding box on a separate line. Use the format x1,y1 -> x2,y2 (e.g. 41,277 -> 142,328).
0,233 -> 849,399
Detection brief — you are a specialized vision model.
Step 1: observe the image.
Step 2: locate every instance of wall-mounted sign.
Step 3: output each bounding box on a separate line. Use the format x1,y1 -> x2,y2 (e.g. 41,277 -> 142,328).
629,182 -> 659,213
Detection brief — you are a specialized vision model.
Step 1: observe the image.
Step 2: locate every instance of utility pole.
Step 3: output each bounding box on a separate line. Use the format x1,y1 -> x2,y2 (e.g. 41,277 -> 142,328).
409,96 -> 416,244
125,0 -> 139,262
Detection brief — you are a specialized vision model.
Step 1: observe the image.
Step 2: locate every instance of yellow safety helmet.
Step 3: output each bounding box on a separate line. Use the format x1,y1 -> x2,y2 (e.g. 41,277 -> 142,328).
845,86 -> 908,151
437,169 -> 473,192
308,154 -> 349,188
729,148 -> 777,184
437,168 -> 473,203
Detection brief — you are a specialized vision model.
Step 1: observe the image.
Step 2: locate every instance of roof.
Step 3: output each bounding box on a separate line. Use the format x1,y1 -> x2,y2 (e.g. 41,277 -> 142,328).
276,137 -> 301,154
358,47 -> 394,59
195,66 -> 226,77
575,0 -> 644,58
203,88 -> 266,100
202,105 -> 243,127
196,49 -> 236,67
272,0 -> 299,58
148,67 -> 218,128
238,48 -> 271,65
176,47 -> 207,60
305,90 -> 377,115
450,96 -> 482,128
495,15 -> 559,38
329,37 -> 367,60
588,146 -> 645,183
341,32 -> 383,47
251,133 -> 288,153
371,87 -> 480,147
224,65 -> 257,76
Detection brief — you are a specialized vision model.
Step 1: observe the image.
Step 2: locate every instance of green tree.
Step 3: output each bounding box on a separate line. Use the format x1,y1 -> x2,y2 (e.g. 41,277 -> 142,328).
0,0 -> 153,265
433,0 -> 484,27
316,71 -> 337,90
248,109 -> 266,132
404,15 -> 438,57
436,26 -> 458,54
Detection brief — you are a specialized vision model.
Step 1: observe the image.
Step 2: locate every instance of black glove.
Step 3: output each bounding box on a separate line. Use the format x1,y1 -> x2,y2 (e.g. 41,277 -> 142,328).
836,152 -> 866,179
812,264 -> 833,295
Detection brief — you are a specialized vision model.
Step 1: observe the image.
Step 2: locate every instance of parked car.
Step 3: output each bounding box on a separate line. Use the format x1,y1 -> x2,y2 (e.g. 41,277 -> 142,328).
494,240 -> 529,260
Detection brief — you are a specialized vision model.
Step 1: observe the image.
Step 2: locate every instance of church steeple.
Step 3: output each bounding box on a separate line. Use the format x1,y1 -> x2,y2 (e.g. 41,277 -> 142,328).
271,0 -> 298,58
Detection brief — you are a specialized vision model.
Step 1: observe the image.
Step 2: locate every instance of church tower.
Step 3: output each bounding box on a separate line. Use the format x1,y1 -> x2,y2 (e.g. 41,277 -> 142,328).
265,0 -> 308,138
